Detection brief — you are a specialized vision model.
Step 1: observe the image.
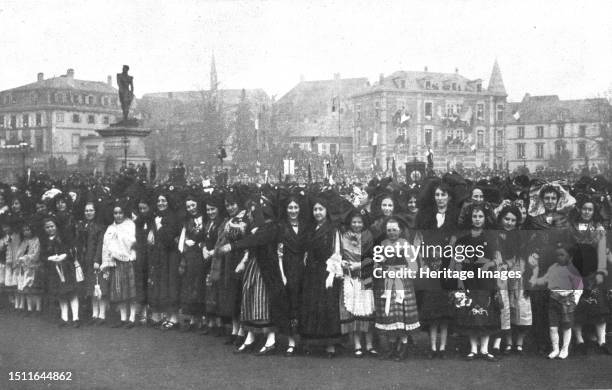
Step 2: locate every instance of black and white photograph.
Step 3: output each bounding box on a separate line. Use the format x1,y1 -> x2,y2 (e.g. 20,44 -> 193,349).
0,0 -> 612,389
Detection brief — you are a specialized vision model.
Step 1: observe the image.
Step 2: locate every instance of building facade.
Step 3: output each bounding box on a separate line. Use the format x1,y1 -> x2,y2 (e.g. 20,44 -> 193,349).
350,62 -> 507,171
0,69 -> 121,177
504,94 -> 612,172
274,74 -> 370,168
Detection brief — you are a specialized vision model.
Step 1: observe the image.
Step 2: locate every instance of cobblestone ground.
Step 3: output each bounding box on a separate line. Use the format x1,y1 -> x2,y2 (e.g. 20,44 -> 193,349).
1,309 -> 611,390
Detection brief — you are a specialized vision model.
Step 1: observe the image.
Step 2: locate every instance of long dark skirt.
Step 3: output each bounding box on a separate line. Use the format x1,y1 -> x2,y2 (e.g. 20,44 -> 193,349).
298,265 -> 341,344
179,248 -> 206,316
455,290 -> 501,337
46,259 -> 78,301
148,247 -> 181,312
109,261 -> 136,304
216,252 -> 243,321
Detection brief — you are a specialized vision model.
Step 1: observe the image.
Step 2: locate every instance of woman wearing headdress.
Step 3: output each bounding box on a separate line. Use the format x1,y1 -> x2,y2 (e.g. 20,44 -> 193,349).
178,195 -> 207,331
75,201 -> 106,325
202,192 -> 225,335
101,201 -> 138,328
147,191 -> 182,330
53,193 -> 76,247
211,191 -> 250,344
134,192 -> 154,325
14,221 -> 42,314
299,197 -> 342,357
569,197 -> 610,354
453,203 -> 501,361
491,205 -> 532,355
43,217 -> 80,327
5,197 -> 25,307
414,180 -> 459,359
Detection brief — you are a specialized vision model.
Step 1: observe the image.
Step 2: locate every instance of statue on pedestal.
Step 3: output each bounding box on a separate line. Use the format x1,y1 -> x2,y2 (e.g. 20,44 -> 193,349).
117,65 -> 134,123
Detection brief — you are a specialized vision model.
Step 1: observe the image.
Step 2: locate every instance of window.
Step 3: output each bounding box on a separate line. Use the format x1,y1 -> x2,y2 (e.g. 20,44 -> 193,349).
577,142 -> 586,158
71,134 -> 80,149
12,95 -> 16,104
536,126 -> 544,138
72,114 -> 80,123
517,126 -> 524,139
476,83 -> 482,92
424,102 -> 433,118
477,104 -> 484,120
56,112 -> 64,122
87,96 -> 94,105
496,104 -> 504,121
452,83 -> 457,91
102,96 -> 108,106
555,141 -> 565,154
400,80 -> 406,88
536,143 -> 544,158
0,115 -> 3,128
10,115 -> 16,129
88,114 -> 95,124
103,116 -> 109,124
35,133 -> 43,152
557,124 -> 564,138
579,125 -> 586,137
496,130 -> 503,146
516,143 -> 525,159
22,114 -> 29,128
425,81 -> 431,89
425,129 -> 432,145
476,130 -> 484,147
396,99 -> 405,110
446,103 -> 455,116
36,113 -> 42,126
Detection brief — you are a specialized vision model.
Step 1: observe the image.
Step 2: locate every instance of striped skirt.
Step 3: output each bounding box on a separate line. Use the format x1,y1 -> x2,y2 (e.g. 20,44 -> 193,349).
374,278 -> 420,336
110,261 -> 137,303
240,257 -> 273,333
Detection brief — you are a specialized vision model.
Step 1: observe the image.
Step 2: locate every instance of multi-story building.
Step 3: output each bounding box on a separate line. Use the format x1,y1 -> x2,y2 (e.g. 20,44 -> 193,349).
274,74 -> 370,167
350,62 -> 507,171
504,94 -> 612,171
0,69 -> 121,177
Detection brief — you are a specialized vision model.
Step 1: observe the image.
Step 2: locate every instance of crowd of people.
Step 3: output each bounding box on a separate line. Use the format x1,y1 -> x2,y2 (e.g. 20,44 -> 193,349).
0,167 -> 611,363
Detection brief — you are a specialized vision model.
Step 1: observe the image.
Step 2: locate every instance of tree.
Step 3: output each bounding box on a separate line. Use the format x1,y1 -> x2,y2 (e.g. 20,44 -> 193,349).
581,91 -> 612,176
231,89 -> 258,166
547,140 -> 572,171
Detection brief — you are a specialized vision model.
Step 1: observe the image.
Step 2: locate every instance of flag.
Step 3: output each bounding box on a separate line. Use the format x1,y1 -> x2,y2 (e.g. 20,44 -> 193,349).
400,110 -> 411,126
372,132 -> 378,146
460,106 -> 473,123
513,111 -> 520,121
255,113 -> 260,130
392,157 -> 397,180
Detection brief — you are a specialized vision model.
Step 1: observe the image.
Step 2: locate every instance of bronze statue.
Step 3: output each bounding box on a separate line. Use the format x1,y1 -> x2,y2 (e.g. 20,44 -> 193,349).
117,65 -> 134,122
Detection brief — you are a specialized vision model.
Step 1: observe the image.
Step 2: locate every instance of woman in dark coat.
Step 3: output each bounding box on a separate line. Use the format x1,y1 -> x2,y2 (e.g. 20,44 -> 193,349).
202,193 -> 225,335
178,195 -> 207,330
43,217 -> 80,327
147,193 -> 182,330
134,196 -> 154,325
299,198 -> 342,357
75,202 -> 106,325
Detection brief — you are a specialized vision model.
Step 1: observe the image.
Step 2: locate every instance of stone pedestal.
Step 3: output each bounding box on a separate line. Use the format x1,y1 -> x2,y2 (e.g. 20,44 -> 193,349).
96,126 -> 151,173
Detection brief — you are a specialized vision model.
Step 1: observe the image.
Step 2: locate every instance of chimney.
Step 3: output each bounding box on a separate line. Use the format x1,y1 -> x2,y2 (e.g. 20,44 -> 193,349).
424,66 -> 428,72
333,73 -> 341,81
379,73 -> 384,84
107,75 -> 112,86
66,69 -> 75,78
37,72 -> 44,82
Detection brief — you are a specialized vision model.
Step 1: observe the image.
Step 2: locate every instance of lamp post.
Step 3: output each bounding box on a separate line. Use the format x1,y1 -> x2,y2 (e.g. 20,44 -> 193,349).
121,135 -> 130,168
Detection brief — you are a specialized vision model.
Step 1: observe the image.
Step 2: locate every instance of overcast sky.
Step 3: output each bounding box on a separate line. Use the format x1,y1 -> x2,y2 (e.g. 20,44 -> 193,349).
1,0 -> 611,101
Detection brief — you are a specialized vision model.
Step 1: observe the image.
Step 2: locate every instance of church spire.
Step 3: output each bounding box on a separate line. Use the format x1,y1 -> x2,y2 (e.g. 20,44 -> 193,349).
210,52 -> 218,91
487,59 -> 506,96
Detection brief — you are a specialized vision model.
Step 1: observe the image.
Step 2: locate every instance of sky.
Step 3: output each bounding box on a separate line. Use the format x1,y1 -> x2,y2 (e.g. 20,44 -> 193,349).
1,0 -> 611,102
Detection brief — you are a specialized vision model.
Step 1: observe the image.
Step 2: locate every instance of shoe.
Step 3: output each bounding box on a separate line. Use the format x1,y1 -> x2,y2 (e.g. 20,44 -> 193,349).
326,350 -> 336,359
58,320 -> 70,328
234,335 -> 246,347
395,343 -> 408,361
427,350 -> 437,359
86,318 -> 98,326
354,348 -> 364,358
547,350 -> 560,359
366,348 -> 379,357
124,321 -> 136,329
161,321 -> 177,331
112,321 -> 127,328
224,335 -> 237,345
465,352 -> 477,361
558,349 -> 569,360
255,344 -> 276,356
598,343 -> 612,355
437,350 -> 447,359
199,325 -> 210,335
503,346 -> 512,355
491,347 -> 501,355
284,346 -> 296,357
481,353 -> 498,362
574,342 -> 587,355
233,342 -> 256,354
515,346 -> 524,356
95,319 -> 107,327
72,320 -> 81,328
